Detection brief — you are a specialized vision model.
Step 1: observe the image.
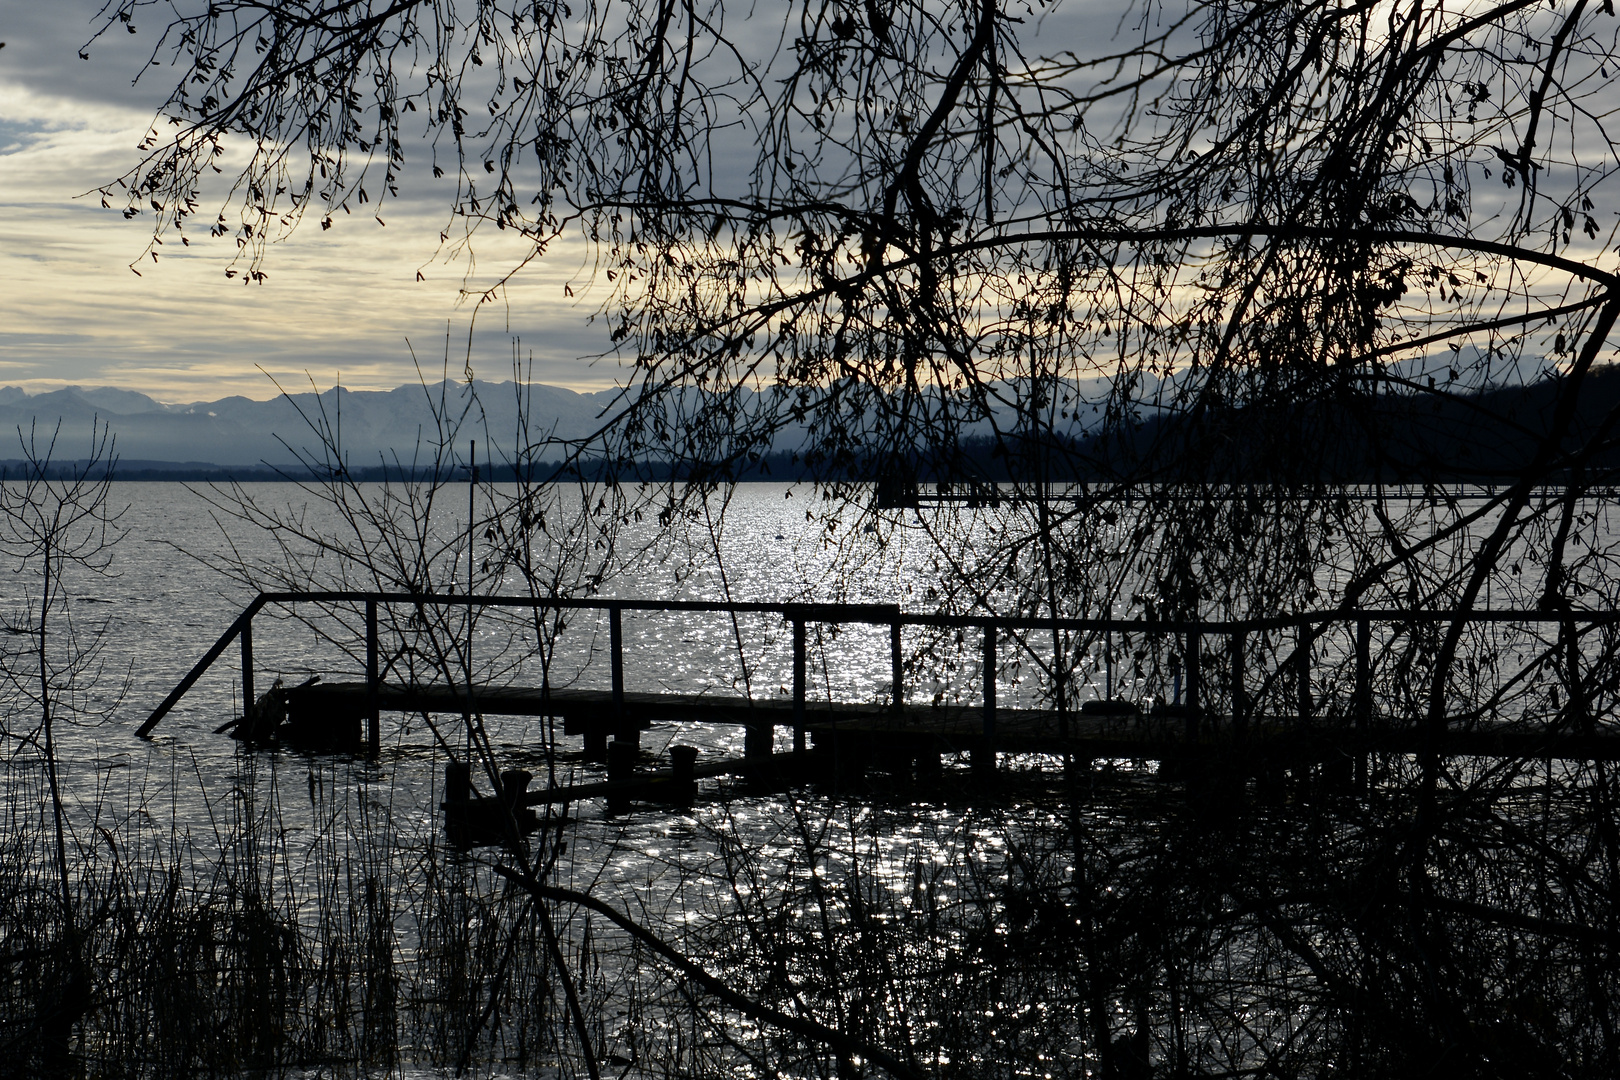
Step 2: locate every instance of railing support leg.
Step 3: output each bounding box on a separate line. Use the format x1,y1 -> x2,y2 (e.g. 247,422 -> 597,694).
975,623 -> 997,781
1566,617 -> 1586,732
1297,621 -> 1312,725
1355,616 -> 1370,790
240,617 -> 255,717
1230,630 -> 1246,742
890,620 -> 903,713
792,618 -> 806,755
1185,628 -> 1201,741
611,605 -> 634,747
366,599 -> 380,755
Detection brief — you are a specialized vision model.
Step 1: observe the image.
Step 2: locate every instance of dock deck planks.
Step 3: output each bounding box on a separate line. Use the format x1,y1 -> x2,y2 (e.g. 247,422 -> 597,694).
284,681 -> 1620,762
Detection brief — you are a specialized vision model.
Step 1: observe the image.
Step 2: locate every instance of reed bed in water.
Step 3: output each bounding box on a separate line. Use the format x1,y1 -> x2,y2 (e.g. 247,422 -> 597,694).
0,745 -> 564,1079
4,733 -> 1620,1079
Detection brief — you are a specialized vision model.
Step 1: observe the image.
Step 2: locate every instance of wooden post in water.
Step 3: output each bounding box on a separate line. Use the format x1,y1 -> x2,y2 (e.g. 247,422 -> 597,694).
975,623 -> 997,781
365,599 -> 380,755
792,618 -> 806,754
606,737 -> 636,814
445,761 -> 472,803
464,441 -> 476,733
1105,630 -> 1113,699
670,744 -> 698,806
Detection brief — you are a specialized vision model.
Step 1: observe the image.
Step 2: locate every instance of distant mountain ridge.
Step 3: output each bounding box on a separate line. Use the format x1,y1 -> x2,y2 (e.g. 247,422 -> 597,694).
0,375 -> 1129,471
0,354 -> 1585,482
0,381 -> 631,467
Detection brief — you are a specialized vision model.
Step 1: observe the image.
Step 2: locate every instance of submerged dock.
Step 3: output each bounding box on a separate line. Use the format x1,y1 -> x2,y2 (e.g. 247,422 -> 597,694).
139,591 -> 1620,812
243,679 -> 1620,766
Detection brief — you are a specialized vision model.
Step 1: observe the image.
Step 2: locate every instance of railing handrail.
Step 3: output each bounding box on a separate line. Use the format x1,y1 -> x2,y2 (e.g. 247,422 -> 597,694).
136,589 -> 1617,738
236,589 -> 1620,631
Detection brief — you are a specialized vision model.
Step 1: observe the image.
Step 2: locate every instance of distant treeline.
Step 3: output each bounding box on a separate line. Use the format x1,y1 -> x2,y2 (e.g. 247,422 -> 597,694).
6,367 -> 1618,486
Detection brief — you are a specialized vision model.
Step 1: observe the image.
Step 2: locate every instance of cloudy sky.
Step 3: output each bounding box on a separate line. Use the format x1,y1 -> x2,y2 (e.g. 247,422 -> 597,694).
0,2 -> 619,402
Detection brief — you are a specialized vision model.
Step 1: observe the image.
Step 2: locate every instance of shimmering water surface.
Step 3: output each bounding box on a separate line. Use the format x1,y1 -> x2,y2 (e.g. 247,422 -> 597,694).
14,482 -> 1617,1078
28,482 -> 1072,1078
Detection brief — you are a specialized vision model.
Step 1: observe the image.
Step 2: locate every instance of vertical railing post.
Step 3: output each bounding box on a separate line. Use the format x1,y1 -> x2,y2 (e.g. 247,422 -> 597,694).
1355,615 -> 1371,790
792,617 -> 806,754
1055,625 -> 1070,740
1355,617 -> 1371,731
1566,616 -> 1586,731
1185,626 -> 1201,741
1105,630 -> 1113,699
1230,629 -> 1246,741
1297,620 -> 1312,724
890,619 -> 904,714
611,604 -> 634,747
239,614 -> 255,717
366,599 -> 380,755
975,623 -> 997,781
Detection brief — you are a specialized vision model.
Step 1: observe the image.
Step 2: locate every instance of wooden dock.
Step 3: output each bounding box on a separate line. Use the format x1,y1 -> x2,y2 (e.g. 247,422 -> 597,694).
138,591 -> 1620,818
273,680 -> 1620,765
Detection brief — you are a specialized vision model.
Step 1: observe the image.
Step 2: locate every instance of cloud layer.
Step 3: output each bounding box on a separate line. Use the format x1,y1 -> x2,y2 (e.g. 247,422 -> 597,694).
0,2 -> 618,401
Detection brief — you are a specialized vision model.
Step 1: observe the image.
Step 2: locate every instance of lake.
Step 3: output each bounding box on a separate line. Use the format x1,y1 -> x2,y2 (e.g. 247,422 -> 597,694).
6,480 -> 1618,1078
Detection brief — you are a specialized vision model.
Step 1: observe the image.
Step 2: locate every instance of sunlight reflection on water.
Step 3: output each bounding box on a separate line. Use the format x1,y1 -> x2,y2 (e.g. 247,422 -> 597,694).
15,481 -> 1609,1076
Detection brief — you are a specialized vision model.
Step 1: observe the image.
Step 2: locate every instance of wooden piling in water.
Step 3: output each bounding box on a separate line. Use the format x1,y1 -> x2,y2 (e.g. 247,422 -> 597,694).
1230,629 -> 1246,742
606,738 -> 636,813
670,745 -> 698,806
1354,617 -> 1370,790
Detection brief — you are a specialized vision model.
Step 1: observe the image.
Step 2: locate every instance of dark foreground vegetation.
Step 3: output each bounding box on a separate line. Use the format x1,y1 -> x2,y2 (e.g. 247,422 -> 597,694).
7,733 -> 1620,1079
13,0 -> 1620,1072
5,413 -> 1620,1080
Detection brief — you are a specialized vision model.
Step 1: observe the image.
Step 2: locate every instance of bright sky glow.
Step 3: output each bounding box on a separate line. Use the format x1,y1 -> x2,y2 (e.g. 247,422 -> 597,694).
0,2 -> 619,402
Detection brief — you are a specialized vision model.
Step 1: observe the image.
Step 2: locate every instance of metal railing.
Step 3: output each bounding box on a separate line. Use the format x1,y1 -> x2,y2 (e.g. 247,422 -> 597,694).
139,591 -> 1620,759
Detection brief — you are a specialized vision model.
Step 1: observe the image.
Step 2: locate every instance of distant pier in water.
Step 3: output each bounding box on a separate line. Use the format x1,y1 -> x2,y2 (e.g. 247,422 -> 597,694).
139,591 -> 1620,827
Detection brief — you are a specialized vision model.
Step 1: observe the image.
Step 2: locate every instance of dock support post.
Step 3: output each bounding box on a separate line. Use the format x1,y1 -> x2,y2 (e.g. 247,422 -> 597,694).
611,605 -> 635,747
670,745 -> 697,806
445,760 -> 471,803
1230,630 -> 1246,741
607,738 -> 636,814
584,727 -> 608,763
240,616 -> 255,718
365,599 -> 380,755
1185,628 -> 1201,741
792,618 -> 806,754
1355,617 -> 1370,789
975,623 -> 997,781
744,715 -> 773,759
890,620 -> 903,713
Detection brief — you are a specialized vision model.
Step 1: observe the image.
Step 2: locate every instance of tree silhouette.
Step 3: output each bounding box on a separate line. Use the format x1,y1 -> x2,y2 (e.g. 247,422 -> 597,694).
91,2 -> 1620,1076
96,0 -> 1620,604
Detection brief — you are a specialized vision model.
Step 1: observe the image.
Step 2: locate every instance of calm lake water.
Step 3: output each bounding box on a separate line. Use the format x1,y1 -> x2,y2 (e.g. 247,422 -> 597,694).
11,481 -> 1610,1078
33,480 -> 1593,883
41,481 -> 915,868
